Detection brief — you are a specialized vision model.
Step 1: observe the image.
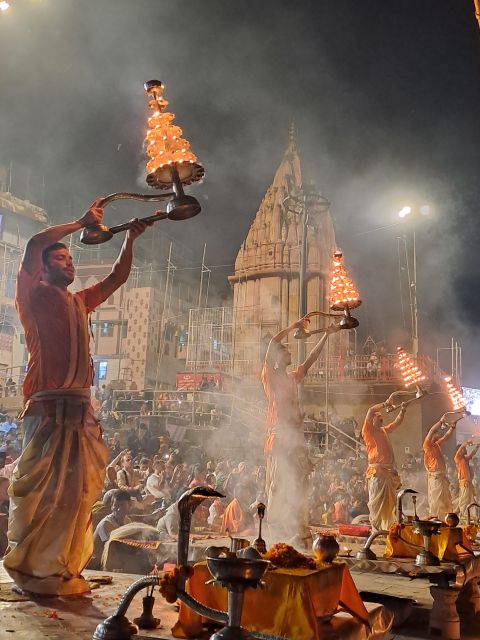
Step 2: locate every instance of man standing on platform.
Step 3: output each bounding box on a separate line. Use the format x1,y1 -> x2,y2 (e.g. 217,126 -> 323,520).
454,439 -> 480,521
361,398 -> 408,531
262,317 -> 340,545
4,199 -> 151,596
423,415 -> 455,520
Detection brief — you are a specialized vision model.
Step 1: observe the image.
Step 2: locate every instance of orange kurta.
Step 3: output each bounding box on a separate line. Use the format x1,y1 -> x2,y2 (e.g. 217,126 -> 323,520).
220,498 -> 250,535
361,417 -> 395,480
456,456 -> 471,486
16,266 -> 105,400
423,441 -> 446,473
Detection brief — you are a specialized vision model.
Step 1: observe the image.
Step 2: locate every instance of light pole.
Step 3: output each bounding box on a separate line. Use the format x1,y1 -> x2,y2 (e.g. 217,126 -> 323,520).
397,204 -> 431,357
283,185 -> 330,404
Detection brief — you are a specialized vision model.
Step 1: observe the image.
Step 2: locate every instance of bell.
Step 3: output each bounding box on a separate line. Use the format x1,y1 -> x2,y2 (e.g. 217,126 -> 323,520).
166,194 -> 202,221
79,223 -> 114,245
339,307 -> 359,330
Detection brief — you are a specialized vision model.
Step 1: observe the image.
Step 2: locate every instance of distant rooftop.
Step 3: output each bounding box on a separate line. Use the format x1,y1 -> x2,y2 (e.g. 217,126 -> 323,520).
0,191 -> 48,223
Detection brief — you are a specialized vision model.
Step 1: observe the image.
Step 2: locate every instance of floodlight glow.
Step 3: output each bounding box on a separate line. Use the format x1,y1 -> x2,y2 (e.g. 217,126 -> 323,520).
398,206 -> 412,218
0,1 -> 10,11
420,204 -> 430,216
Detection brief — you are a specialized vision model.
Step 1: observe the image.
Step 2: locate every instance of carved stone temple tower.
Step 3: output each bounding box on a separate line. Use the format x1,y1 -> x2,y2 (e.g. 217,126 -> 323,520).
228,131 -> 337,379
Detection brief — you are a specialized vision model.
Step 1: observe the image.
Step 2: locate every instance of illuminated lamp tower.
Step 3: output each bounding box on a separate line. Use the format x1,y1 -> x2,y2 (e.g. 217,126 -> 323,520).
444,376 -> 468,412
329,250 -> 362,329
396,346 -> 427,392
144,80 -> 204,219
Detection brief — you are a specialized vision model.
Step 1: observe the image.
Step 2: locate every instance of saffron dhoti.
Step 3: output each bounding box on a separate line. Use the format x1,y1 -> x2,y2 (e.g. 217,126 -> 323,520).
4,389 -> 108,595
427,472 -> 452,521
367,465 -> 401,531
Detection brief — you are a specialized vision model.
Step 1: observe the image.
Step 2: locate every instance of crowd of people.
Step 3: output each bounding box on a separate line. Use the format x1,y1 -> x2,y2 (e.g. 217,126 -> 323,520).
2,395 -> 480,572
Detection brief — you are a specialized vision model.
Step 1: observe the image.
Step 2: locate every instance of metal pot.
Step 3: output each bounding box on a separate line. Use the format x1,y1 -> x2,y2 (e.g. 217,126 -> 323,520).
312,534 -> 339,564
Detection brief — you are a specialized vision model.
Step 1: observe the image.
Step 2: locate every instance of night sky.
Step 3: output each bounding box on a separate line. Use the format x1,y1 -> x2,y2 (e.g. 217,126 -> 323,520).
1,1 -> 479,382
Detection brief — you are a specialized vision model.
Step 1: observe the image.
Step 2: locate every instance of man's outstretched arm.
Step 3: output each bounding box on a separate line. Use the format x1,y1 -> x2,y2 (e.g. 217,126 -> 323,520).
297,323 -> 341,379
383,403 -> 407,434
264,317 -> 306,366
21,198 -> 104,274
424,420 -> 443,448
96,218 -> 152,301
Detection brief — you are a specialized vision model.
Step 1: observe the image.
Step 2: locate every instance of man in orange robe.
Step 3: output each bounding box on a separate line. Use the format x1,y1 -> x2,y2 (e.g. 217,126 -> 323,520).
423,415 -> 455,520
4,199 -> 150,596
454,439 -> 480,521
362,398 -> 407,531
262,317 -> 340,544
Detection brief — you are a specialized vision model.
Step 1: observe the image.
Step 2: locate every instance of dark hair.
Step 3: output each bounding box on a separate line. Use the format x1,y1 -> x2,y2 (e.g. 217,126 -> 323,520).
112,489 -> 132,504
42,242 -> 68,266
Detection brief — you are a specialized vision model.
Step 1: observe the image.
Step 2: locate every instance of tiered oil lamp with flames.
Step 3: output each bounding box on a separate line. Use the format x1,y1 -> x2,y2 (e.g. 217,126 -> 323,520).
294,249 -> 362,339
329,249 -> 362,330
442,376 -> 471,427
80,80 -> 203,245
385,347 -> 428,413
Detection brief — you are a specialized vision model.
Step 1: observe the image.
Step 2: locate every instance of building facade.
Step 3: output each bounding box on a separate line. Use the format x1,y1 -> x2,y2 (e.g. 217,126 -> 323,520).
0,190 -> 48,388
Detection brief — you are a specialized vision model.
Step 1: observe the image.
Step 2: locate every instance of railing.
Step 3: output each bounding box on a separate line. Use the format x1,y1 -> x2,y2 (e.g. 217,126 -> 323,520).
109,388 -> 364,456
184,353 -> 438,386
109,388 -> 237,429
305,420 -> 363,456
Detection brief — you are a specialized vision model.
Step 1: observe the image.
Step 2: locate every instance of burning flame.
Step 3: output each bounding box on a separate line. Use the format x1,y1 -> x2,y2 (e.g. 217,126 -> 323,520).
329,250 -> 361,311
444,376 -> 467,411
144,81 -> 203,188
396,346 -> 426,388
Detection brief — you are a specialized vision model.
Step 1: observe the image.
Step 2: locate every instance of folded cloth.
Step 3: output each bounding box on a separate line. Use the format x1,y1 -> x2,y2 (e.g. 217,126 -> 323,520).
173,561 -> 369,640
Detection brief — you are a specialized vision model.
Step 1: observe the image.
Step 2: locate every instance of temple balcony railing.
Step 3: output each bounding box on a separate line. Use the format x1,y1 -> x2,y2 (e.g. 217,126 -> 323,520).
183,353 -> 439,386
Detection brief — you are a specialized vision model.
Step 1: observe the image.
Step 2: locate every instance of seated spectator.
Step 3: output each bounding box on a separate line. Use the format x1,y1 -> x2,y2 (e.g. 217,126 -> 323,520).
103,448 -> 129,492
139,457 -> 152,482
322,503 -> 335,525
146,459 -> 172,501
208,497 -> 226,529
138,423 -> 158,456
333,494 -> 350,524
92,489 -> 132,567
220,484 -> 255,536
126,426 -> 140,458
0,449 -> 20,480
189,464 -> 209,489
116,452 -> 143,499
156,500 -> 180,538
0,416 -> 17,434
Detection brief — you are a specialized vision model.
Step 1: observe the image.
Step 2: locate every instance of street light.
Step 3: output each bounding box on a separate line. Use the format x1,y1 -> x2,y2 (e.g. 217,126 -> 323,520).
397,203 -> 431,357
0,2 -> 10,11
282,184 -> 330,403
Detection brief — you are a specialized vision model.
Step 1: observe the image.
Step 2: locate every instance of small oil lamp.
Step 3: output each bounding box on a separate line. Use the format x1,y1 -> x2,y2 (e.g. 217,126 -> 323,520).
329,250 -> 362,329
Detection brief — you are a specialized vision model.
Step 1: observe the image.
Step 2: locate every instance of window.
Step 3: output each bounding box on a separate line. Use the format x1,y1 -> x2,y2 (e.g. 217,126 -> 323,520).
101,322 -> 114,337
98,361 -> 108,380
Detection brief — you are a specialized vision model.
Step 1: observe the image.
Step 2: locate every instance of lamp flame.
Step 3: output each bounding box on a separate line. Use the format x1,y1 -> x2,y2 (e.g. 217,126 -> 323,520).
144,80 -> 204,190
396,346 -> 426,388
444,376 -> 467,412
329,250 -> 362,311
